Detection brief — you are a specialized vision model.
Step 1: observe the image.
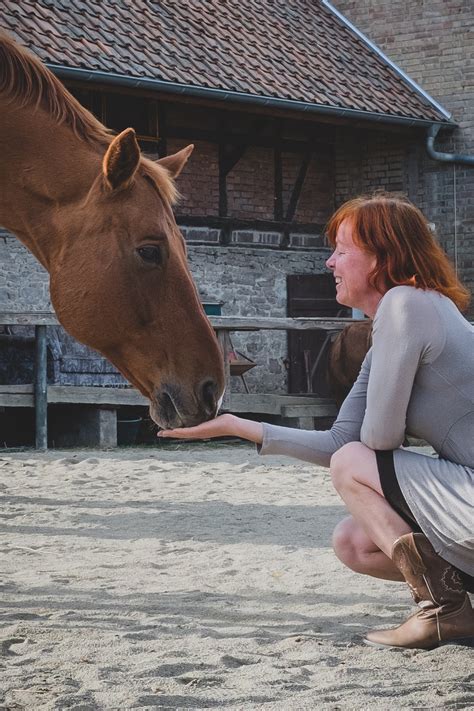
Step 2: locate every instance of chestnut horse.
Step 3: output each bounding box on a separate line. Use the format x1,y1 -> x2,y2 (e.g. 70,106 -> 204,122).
0,33 -> 224,429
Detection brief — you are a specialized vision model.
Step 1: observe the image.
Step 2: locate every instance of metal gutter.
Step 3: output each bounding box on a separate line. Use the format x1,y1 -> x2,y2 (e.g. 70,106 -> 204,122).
48,63 -> 452,130
321,0 -> 453,122
427,125 -> 474,166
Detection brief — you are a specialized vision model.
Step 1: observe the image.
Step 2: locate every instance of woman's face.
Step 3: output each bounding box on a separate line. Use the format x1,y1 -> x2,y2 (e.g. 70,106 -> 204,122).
326,218 -> 383,317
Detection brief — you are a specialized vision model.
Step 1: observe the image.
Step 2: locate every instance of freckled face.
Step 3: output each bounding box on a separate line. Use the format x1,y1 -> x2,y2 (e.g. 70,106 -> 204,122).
326,219 -> 383,317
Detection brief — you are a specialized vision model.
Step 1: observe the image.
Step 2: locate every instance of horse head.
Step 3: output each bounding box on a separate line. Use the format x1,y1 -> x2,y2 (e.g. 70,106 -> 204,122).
48,128 -> 225,429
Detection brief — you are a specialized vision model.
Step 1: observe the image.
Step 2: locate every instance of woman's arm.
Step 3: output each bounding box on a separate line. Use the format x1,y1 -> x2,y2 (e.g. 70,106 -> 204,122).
256,352 -> 370,466
159,353 -> 371,468
361,287 -> 444,450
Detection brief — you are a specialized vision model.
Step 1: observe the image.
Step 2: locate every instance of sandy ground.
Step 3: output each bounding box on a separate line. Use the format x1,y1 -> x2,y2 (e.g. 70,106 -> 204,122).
0,442 -> 473,711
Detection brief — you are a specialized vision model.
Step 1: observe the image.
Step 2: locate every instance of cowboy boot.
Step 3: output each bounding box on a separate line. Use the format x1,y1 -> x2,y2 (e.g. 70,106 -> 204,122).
364,532 -> 474,649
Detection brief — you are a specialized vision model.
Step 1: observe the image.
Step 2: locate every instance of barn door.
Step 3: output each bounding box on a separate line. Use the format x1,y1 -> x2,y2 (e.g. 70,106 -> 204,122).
287,274 -> 349,394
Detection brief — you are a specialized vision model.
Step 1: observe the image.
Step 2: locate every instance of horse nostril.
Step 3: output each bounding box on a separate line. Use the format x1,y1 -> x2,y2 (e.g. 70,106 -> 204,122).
199,378 -> 218,416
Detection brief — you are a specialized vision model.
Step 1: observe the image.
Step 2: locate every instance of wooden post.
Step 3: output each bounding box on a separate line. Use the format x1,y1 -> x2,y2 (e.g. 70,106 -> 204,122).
217,329 -> 231,411
34,325 -> 48,450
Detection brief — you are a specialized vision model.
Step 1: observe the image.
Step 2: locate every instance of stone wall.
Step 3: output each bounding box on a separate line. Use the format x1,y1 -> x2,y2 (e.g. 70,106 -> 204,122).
333,0 -> 474,317
0,231 -> 50,311
0,230 -> 331,393
173,137 -> 335,226
189,244 -> 331,394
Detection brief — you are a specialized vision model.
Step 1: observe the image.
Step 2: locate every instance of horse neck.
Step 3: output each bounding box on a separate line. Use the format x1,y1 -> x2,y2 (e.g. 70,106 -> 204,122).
0,103 -> 104,271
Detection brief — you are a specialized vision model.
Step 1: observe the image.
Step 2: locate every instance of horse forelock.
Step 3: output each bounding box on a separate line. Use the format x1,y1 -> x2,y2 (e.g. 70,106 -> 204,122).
0,31 -> 111,146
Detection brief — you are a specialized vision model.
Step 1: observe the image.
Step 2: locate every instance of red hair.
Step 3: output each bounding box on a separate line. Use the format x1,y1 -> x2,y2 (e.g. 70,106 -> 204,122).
326,193 -> 470,312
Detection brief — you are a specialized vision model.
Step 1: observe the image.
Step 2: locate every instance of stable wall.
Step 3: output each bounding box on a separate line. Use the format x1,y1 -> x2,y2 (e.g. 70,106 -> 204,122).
0,230 -> 330,394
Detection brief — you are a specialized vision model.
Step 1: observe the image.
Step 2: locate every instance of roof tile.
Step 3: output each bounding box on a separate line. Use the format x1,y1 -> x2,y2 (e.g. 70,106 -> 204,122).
2,0 -> 448,123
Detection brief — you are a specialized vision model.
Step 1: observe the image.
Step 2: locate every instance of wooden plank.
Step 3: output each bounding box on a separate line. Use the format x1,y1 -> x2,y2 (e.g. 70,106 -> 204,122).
281,403 -> 338,417
4,312 -> 470,332
0,312 -> 59,325
0,384 -> 337,419
285,150 -> 312,222
0,385 -> 34,393
212,316 -> 357,331
34,325 -> 48,450
217,331 -> 231,410
0,393 -> 34,407
0,387 -> 333,404
0,312 -> 357,331
0,385 -> 146,407
47,386 -> 148,406
224,393 -> 335,414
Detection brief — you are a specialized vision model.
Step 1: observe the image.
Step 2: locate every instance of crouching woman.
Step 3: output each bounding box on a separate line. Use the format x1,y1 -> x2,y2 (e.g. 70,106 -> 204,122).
160,194 -> 474,650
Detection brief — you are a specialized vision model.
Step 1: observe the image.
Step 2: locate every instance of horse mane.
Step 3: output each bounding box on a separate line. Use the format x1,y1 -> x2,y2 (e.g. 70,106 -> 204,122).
0,31 -> 112,145
141,159 -> 180,206
0,32 -> 178,204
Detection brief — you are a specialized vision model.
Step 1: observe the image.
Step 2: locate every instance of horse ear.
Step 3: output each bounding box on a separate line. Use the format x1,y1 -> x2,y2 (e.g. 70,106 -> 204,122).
156,144 -> 194,178
103,128 -> 140,190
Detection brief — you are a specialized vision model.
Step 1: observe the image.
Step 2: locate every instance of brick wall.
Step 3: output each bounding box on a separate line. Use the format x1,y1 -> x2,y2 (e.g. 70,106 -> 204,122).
173,135 -> 335,226
283,147 -> 335,224
333,0 -> 474,315
227,146 -> 275,220
171,139 -> 220,217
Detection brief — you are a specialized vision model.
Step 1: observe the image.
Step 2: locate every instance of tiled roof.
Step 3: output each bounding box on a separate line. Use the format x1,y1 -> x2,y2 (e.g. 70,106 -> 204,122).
2,0 -> 450,125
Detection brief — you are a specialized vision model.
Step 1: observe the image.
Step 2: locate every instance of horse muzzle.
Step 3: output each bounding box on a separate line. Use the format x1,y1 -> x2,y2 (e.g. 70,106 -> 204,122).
150,378 -> 222,429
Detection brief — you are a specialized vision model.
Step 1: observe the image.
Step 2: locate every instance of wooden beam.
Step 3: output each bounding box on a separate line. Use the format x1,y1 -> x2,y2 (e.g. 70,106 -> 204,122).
217,331 -> 231,410
0,312 -> 59,325
0,385 -> 146,407
48,386 -> 148,406
164,125 -> 331,153
281,402 -> 338,417
212,316 -> 358,331
0,385 -> 34,407
274,147 -> 283,221
0,385 -> 337,418
175,215 -> 326,236
222,393 -> 337,415
0,313 -> 358,331
218,142 -> 228,221
34,325 -> 48,450
157,102 -> 167,157
285,151 -> 312,222
221,144 -> 247,176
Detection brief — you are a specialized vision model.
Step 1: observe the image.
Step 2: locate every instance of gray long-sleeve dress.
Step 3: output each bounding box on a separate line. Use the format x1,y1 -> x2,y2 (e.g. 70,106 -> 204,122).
258,286 -> 474,577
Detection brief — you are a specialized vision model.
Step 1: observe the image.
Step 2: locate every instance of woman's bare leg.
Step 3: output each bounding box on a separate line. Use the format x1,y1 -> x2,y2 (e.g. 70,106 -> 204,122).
332,516 -> 404,581
330,441 -> 413,558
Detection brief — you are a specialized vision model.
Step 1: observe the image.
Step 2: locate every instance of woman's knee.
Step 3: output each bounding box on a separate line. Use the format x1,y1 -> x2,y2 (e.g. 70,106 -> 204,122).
332,516 -> 376,573
330,442 -> 363,491
332,516 -> 359,565
330,442 -> 380,495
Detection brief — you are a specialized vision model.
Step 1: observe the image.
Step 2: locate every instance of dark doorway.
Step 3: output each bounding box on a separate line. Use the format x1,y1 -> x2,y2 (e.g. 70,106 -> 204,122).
287,274 -> 350,394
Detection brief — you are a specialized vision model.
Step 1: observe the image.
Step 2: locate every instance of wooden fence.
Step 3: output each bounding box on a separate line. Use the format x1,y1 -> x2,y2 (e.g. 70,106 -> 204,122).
0,311 -> 358,449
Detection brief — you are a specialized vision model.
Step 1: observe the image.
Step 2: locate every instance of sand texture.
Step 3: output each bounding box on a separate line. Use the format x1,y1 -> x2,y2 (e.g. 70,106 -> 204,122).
0,443 -> 473,710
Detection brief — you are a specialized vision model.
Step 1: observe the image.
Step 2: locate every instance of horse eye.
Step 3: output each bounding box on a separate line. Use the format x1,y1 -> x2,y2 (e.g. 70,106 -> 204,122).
137,245 -> 162,265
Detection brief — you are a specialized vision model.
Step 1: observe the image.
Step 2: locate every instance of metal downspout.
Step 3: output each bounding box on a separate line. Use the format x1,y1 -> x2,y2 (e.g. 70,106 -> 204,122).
427,125 -> 474,165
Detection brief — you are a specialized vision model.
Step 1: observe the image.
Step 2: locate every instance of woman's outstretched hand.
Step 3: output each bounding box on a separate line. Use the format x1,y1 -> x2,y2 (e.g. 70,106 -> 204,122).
157,413 -> 264,445
157,413 -> 237,440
